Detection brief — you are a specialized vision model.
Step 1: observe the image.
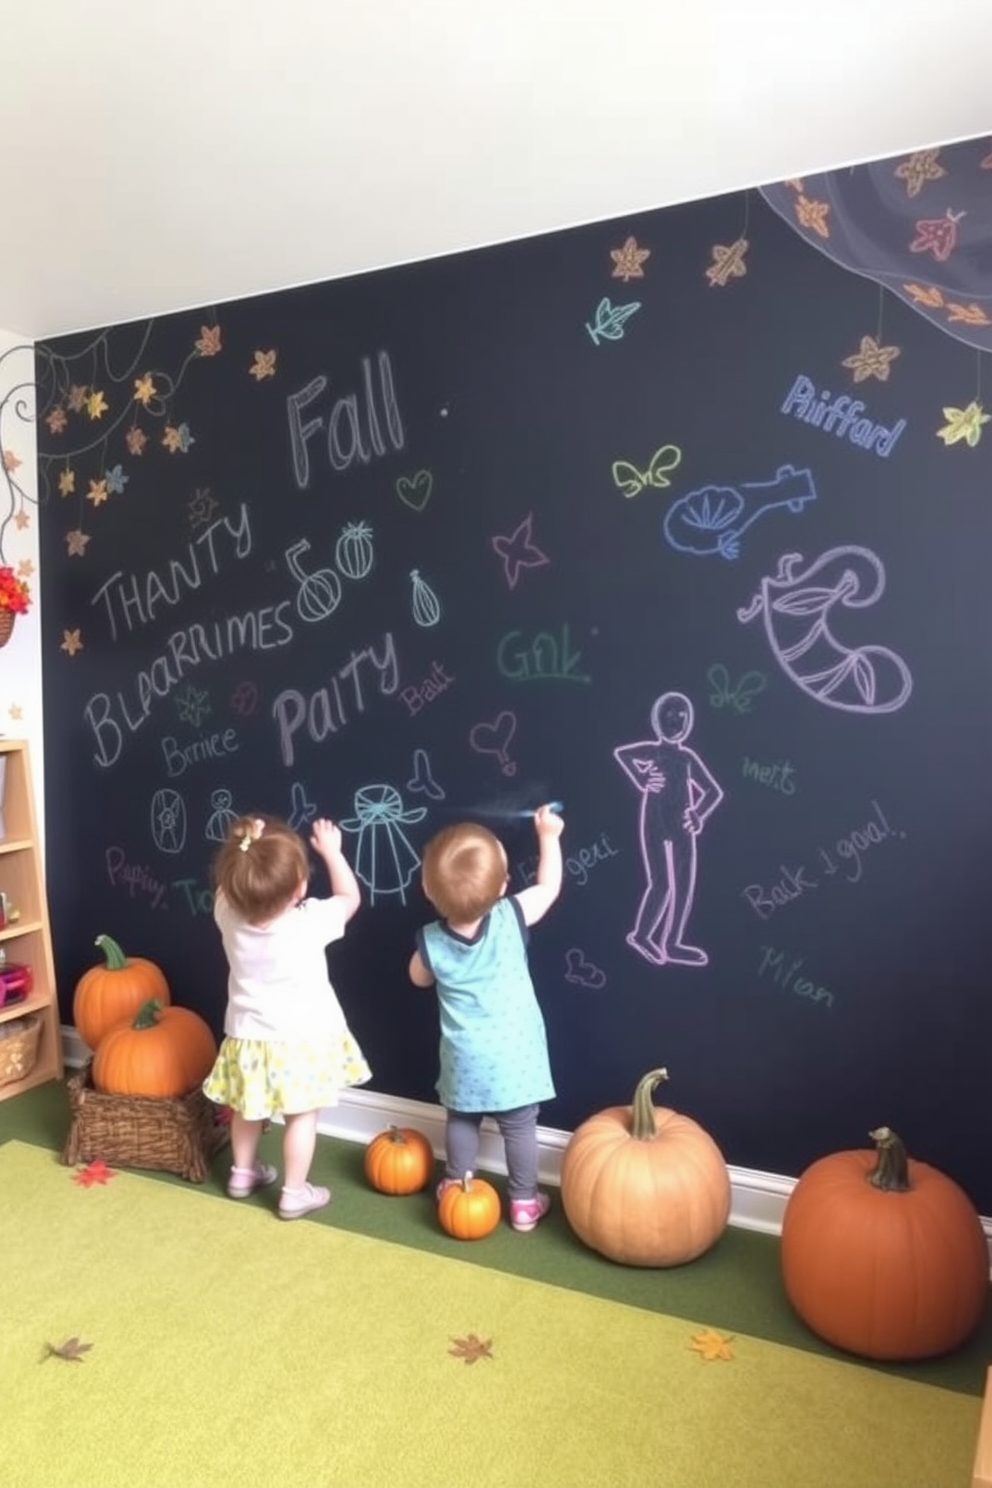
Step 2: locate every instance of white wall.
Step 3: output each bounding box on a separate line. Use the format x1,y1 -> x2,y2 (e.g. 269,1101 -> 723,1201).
0,335 -> 44,839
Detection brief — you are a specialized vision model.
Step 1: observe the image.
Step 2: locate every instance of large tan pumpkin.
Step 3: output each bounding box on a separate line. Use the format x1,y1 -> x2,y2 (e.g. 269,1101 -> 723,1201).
781,1125 -> 989,1360
560,1068 -> 731,1266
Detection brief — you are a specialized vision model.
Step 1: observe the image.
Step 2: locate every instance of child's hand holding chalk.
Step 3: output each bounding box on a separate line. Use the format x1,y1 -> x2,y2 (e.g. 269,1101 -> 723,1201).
534,802 -> 564,838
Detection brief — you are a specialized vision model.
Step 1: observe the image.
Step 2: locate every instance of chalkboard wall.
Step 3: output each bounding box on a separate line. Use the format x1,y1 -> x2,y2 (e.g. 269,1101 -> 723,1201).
37,136 -> 992,1211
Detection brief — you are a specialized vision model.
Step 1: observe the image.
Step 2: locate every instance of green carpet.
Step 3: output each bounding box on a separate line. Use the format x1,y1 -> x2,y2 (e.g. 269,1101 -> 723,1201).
1,1134 -> 985,1487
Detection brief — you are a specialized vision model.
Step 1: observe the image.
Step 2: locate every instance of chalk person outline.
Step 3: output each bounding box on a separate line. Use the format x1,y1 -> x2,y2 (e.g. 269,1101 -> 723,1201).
664,465 -> 817,560
339,783 -> 427,906
737,546 -> 913,713
614,692 -> 724,967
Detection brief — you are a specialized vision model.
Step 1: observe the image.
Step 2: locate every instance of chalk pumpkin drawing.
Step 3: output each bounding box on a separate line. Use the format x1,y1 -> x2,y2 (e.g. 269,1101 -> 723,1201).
664,465 -> 817,560
737,547 -> 913,714
613,692 -> 724,968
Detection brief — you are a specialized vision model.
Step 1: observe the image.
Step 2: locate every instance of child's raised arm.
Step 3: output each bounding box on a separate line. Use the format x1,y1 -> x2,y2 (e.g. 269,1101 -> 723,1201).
310,818 -> 361,924
514,804 -> 564,927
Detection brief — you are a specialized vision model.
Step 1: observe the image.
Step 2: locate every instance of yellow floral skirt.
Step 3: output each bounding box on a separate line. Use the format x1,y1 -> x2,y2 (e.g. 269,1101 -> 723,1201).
202,1035 -> 371,1121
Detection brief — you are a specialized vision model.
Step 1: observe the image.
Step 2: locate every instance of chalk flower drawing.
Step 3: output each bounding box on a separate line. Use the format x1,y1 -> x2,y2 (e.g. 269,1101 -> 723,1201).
936,399 -> 990,447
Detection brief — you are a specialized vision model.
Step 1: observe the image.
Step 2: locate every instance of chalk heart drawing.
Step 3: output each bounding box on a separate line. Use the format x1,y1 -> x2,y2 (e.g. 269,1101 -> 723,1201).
470,711 -> 518,776
396,470 -> 433,512
564,949 -> 607,989
737,546 -> 913,714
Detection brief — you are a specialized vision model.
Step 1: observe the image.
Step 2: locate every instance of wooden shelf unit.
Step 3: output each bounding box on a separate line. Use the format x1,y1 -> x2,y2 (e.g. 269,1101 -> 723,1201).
0,739 -> 63,1099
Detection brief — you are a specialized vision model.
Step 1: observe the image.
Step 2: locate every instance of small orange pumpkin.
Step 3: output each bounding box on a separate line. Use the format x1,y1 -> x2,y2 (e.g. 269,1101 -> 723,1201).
73,933 -> 171,1052
560,1067 -> 731,1266
781,1125 -> 988,1361
364,1125 -> 435,1195
437,1171 -> 501,1240
92,998 -> 217,1099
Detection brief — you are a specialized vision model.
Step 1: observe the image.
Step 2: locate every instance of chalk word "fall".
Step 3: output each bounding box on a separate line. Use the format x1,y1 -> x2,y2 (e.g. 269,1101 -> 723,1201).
741,800 -> 898,919
758,946 -> 834,1009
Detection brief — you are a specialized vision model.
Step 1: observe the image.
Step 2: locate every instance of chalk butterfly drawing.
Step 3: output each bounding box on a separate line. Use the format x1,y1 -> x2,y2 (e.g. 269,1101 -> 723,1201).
707,665 -> 767,715
737,546 -> 913,714
611,445 -> 683,498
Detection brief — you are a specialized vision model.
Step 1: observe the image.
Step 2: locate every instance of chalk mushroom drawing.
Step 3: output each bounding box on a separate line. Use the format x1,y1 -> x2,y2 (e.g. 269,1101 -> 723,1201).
664,465 -> 817,559
737,546 -> 913,713
339,784 -> 427,906
614,692 -> 724,968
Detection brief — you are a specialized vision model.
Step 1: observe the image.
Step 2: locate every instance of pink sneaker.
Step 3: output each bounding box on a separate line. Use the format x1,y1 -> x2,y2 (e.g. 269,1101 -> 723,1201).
509,1193 -> 551,1233
278,1182 -> 332,1220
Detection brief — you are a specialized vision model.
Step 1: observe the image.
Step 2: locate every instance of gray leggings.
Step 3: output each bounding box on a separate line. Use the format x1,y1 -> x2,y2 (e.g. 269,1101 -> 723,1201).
444,1103 -> 540,1201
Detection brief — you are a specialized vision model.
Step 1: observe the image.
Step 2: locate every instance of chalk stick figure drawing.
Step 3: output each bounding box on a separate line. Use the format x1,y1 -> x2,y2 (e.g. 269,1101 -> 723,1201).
205,788 -> 238,843
663,464 -> 817,559
340,784 -> 427,906
407,748 -> 446,801
614,692 -> 724,968
736,546 -> 913,713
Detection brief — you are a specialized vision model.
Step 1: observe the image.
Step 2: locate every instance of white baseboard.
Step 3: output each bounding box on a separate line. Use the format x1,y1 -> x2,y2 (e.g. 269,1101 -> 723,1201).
60,1026 -> 992,1257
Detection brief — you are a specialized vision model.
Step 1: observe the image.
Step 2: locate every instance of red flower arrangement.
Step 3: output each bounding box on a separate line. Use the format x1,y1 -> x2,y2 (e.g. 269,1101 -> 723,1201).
0,566 -> 30,614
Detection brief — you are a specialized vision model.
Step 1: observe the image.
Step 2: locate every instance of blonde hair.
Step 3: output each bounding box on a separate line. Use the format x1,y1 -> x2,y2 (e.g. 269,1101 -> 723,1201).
421,822 -> 508,923
212,814 -> 309,924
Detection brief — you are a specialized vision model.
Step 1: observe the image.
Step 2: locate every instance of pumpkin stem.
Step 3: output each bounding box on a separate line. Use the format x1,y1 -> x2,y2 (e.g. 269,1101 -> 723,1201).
462,1170 -> 475,1191
387,1125 -> 407,1145
866,1126 -> 911,1192
629,1068 -> 670,1141
94,933 -> 128,971
131,998 -> 165,1031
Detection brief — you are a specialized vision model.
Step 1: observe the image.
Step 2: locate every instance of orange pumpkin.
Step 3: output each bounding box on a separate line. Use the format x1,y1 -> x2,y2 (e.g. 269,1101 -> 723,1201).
437,1171 -> 501,1240
560,1067 -> 731,1266
364,1125 -> 435,1195
92,998 -> 218,1099
73,933 -> 171,1052
781,1125 -> 988,1360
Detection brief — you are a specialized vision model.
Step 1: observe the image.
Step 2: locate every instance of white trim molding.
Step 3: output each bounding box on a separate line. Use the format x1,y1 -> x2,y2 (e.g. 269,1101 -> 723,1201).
61,1026 -> 992,1259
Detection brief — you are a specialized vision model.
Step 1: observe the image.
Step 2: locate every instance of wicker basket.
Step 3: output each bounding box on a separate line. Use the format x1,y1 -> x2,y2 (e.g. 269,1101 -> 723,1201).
0,1012 -> 41,1088
61,1062 -> 229,1183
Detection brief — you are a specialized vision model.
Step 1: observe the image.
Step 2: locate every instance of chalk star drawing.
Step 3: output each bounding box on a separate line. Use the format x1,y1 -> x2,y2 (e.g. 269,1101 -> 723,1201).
841,335 -> 901,383
490,513 -> 549,590
610,236 -> 651,281
564,949 -> 607,989
614,692 -> 724,968
288,780 -> 317,833
737,547 -> 913,714
175,684 -> 210,727
893,148 -> 947,198
340,785 -> 427,906
664,465 -> 816,560
407,748 -> 445,801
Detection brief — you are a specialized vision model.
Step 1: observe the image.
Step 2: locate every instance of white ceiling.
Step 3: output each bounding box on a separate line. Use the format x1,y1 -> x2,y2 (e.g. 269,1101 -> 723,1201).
8,0 -> 992,340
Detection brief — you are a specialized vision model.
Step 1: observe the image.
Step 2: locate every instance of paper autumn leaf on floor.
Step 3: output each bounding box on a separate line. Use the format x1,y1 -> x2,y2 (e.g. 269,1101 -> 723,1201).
688,1328 -> 734,1361
72,1159 -> 116,1187
43,1337 -> 93,1362
448,1333 -> 494,1364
